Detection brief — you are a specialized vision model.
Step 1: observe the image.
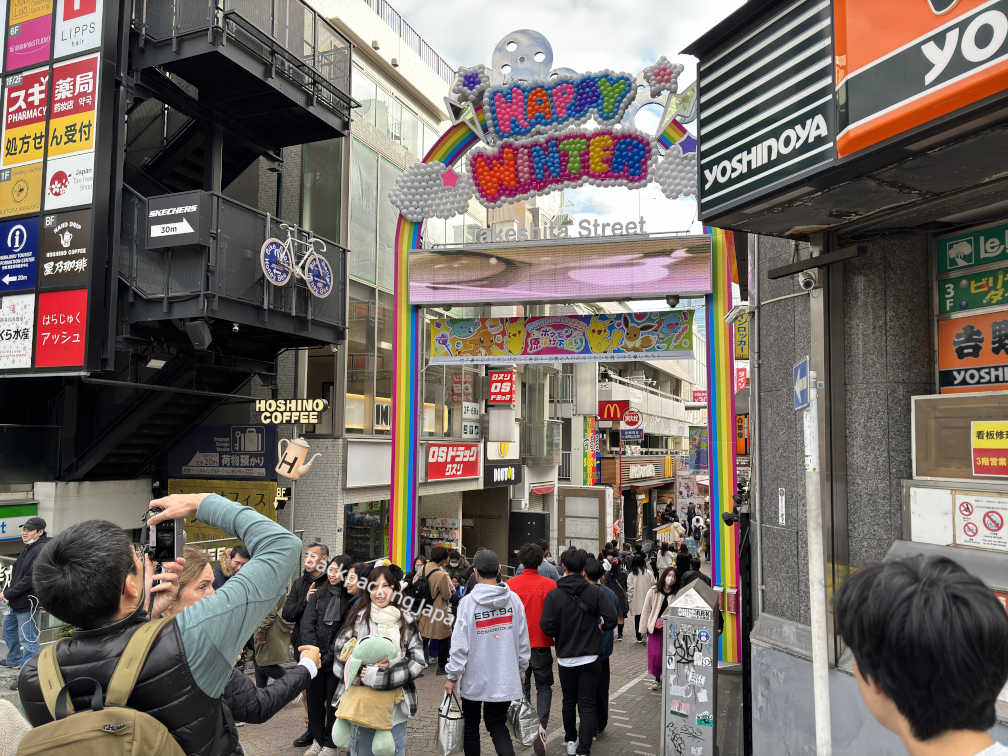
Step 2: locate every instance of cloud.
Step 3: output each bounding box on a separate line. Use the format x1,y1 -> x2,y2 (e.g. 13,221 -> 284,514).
388,162 -> 475,221
387,0 -> 746,82
652,144 -> 697,199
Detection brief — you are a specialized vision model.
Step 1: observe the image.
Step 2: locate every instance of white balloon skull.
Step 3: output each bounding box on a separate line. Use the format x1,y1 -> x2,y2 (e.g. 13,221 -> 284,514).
490,30 -> 553,84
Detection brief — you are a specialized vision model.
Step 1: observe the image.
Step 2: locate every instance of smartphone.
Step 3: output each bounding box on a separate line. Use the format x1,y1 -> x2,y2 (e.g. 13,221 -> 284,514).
148,518 -> 185,563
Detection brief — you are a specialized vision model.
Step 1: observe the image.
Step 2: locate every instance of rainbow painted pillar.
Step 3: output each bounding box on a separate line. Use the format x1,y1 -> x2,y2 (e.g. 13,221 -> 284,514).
706,228 -> 740,663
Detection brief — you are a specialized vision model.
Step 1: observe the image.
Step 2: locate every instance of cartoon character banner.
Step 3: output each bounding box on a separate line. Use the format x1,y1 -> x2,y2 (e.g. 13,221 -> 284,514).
429,310 -> 693,365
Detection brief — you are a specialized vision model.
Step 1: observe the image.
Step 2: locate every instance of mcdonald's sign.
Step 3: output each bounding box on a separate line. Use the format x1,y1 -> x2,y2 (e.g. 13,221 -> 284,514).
598,400 -> 629,421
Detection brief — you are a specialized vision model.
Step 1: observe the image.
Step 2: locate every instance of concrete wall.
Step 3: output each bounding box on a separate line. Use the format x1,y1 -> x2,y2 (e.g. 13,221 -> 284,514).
34,479 -> 153,533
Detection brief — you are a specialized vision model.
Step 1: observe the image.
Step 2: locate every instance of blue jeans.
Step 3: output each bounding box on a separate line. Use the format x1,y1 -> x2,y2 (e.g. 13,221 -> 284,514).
349,721 -> 407,756
3,610 -> 38,667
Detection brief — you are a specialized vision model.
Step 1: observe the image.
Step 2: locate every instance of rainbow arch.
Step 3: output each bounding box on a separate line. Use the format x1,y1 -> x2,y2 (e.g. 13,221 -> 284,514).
388,109 -> 739,661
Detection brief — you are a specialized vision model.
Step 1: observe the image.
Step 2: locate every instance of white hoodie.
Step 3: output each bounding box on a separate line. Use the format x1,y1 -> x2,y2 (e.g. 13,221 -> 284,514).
445,582 -> 531,702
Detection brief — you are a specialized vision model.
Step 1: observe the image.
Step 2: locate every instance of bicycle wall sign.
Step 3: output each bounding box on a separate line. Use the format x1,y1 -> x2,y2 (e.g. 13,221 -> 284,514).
260,222 -> 334,298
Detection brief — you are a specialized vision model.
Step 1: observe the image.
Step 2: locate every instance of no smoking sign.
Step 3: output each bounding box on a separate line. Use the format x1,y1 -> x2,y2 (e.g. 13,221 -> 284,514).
959,501 -> 974,517
954,493 -> 1008,552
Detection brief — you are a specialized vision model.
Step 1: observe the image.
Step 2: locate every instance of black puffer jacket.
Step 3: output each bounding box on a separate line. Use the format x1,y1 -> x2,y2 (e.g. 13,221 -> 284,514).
282,571 -> 327,650
6,534 -> 49,612
300,582 -> 351,666
540,575 -> 617,659
221,664 -> 310,750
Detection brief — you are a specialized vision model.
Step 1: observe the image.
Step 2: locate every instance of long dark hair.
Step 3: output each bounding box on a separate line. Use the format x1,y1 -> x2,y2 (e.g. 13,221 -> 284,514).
338,566 -> 409,646
630,553 -> 646,575
319,554 -> 353,601
658,566 -> 677,594
659,542 -> 669,554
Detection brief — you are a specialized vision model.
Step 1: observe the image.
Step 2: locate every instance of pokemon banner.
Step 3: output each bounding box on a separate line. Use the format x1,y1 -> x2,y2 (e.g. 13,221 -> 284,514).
429,310 -> 693,365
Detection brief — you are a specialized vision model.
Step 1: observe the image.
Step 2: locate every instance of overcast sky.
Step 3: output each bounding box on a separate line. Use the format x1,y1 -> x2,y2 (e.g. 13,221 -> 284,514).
389,0 -> 745,234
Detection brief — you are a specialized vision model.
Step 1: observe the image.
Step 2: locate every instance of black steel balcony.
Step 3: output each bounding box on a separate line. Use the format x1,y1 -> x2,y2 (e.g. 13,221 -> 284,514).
131,0 -> 353,146
120,186 -> 347,350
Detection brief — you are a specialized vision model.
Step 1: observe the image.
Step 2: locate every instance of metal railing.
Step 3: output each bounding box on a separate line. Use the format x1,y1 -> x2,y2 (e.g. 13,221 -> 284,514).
132,0 -> 354,120
558,450 -> 572,481
360,0 -> 455,84
121,186 -> 347,329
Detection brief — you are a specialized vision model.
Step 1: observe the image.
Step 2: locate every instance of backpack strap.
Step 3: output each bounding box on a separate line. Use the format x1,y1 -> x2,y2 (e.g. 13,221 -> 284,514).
37,638 -> 70,719
104,617 -> 173,707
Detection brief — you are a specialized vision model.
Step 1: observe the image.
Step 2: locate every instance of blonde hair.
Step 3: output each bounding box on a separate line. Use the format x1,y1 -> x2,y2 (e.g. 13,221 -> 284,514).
178,546 -> 212,591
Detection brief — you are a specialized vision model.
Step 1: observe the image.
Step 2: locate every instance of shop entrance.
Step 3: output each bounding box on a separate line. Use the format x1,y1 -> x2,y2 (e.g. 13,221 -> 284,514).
507,511 -> 549,570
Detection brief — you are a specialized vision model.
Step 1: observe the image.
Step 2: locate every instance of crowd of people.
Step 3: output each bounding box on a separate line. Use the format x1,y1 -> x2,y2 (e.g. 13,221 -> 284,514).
1,492 -> 1006,756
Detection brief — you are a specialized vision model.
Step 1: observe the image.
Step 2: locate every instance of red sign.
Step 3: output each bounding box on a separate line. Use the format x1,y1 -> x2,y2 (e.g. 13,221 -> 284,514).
35,288 -> 87,367
964,522 -> 979,538
598,400 -> 629,421
622,408 -> 642,430
426,442 -> 480,481
692,390 -> 707,403
984,510 -> 1004,533
736,368 -> 748,392
488,370 -> 516,404
959,500 -> 974,517
63,0 -> 98,21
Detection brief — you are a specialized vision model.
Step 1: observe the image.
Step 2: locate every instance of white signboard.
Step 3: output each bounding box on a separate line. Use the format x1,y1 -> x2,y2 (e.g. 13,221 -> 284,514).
954,492 -> 1008,552
462,420 -> 481,439
45,152 -> 94,210
0,292 -> 34,368
54,0 -> 104,58
461,401 -> 480,420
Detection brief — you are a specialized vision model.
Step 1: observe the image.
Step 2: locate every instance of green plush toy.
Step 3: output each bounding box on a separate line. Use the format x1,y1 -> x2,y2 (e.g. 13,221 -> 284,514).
332,635 -> 404,756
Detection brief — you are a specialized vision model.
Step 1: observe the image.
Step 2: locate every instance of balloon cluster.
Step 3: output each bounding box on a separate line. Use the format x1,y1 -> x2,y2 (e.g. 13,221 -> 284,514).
642,56 -> 684,98
451,64 -> 491,106
388,161 -> 476,221
652,144 -> 697,199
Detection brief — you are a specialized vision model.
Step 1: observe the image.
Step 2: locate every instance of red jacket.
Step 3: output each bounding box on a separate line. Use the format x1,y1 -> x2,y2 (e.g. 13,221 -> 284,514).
508,568 -> 557,648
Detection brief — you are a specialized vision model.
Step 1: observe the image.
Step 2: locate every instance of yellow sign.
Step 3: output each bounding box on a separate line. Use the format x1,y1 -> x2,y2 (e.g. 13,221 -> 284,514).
166,478 -> 279,545
734,312 -> 750,361
47,113 -> 94,156
0,164 -> 42,218
9,0 -> 51,25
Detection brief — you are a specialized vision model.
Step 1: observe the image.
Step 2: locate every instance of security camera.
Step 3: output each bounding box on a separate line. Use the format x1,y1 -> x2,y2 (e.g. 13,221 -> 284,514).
798,269 -> 818,291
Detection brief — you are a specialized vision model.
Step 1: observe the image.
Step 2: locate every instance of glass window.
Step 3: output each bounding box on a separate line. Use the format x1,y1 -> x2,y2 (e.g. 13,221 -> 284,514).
306,346 -> 336,435
301,138 -> 342,243
423,361 -> 445,437
375,86 -> 393,137
344,501 -> 389,562
422,218 -> 446,248
401,107 -> 420,158
375,292 -> 394,435
387,98 -> 403,144
349,139 -> 378,282
346,281 -> 375,434
352,67 -> 377,127
423,123 -> 439,158
377,158 -> 402,291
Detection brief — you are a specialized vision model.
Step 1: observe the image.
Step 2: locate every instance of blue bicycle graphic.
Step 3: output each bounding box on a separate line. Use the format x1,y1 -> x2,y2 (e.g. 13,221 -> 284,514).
260,223 -> 334,299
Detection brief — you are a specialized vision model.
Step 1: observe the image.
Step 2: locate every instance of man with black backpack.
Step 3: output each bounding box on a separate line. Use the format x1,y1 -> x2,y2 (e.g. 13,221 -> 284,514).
540,548 -> 617,756
16,492 -> 301,755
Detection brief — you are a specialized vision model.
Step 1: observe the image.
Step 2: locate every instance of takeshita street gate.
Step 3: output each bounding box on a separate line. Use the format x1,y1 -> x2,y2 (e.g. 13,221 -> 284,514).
386,32 -> 740,662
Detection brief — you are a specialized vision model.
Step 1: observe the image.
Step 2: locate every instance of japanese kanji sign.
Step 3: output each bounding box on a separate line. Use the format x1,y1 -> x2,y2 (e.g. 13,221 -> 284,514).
0,292 -> 33,369
39,208 -> 89,287
47,54 -> 97,158
7,0 -> 53,70
939,265 -> 1008,315
971,420 -> 1008,478
34,287 -> 85,366
2,66 -> 49,167
938,309 -> 1008,393
0,164 -> 42,218
54,0 -> 102,58
0,217 -> 37,292
954,491 -> 1008,553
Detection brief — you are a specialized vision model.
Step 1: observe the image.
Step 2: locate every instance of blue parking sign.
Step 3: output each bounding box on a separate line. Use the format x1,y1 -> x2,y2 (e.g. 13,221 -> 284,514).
0,217 -> 38,293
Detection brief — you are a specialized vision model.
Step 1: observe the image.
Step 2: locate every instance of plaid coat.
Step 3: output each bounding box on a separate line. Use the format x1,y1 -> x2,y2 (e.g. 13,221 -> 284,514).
331,611 -> 426,717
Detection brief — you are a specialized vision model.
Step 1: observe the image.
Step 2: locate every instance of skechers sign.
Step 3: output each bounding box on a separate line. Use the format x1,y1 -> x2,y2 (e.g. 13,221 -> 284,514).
694,0 -> 835,215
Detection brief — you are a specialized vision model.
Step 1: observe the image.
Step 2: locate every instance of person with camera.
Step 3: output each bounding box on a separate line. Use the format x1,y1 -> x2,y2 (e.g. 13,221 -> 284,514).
161,546 -> 322,754
17,492 -> 302,756
1,517 -> 49,682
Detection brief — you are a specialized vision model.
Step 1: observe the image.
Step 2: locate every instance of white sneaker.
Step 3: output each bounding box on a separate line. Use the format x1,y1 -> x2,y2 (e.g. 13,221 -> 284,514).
566,741 -> 577,755
304,744 -> 322,756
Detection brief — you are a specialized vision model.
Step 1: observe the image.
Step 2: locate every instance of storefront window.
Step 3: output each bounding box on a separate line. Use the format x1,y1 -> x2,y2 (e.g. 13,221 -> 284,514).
301,138 -> 342,243
377,158 -> 402,291
306,346 -> 336,435
351,67 -> 377,128
346,282 -> 375,434
423,363 -> 445,437
375,292 -> 394,435
349,139 -> 378,282
375,86 -> 393,138
344,500 -> 389,562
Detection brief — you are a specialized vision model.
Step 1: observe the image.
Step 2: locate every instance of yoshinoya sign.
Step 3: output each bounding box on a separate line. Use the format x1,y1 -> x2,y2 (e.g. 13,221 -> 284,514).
146,191 -> 212,249
484,460 -> 523,487
695,0 -> 835,216
255,399 -> 329,424
835,0 -> 1008,158
426,442 -> 481,481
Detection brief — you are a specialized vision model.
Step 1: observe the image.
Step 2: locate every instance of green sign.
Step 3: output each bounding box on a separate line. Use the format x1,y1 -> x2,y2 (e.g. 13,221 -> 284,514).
939,266 -> 1008,315
938,223 -> 1008,275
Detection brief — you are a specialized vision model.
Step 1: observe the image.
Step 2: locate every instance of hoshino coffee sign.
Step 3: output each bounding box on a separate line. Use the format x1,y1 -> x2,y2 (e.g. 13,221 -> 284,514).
702,114 -> 829,192
695,0 -> 835,216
